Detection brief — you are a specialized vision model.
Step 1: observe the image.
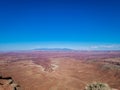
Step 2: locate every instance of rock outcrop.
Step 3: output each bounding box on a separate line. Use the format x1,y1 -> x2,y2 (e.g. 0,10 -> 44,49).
0,75 -> 20,90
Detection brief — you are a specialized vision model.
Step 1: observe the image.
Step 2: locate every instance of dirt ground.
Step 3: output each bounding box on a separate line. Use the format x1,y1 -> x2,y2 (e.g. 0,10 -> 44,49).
0,51 -> 120,90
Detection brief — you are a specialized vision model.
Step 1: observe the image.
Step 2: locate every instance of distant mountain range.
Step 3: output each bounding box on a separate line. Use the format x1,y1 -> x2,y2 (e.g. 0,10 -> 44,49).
34,48 -> 74,51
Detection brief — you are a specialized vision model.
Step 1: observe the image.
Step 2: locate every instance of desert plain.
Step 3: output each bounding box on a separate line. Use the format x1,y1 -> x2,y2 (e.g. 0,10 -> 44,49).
0,50 -> 120,90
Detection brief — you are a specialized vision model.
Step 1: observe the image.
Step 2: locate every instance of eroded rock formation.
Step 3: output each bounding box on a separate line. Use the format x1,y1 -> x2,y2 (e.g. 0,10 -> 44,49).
0,75 -> 20,90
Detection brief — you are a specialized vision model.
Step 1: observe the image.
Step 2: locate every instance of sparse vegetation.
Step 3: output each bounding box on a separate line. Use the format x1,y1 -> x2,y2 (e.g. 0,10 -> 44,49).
102,63 -> 120,70
85,82 -> 112,90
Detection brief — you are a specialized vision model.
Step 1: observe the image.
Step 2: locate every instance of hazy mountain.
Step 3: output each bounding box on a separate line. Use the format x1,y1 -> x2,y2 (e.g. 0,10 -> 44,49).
34,48 -> 74,51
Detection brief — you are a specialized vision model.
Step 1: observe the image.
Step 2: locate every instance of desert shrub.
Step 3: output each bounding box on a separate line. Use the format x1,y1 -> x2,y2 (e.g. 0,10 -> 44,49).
85,82 -> 112,90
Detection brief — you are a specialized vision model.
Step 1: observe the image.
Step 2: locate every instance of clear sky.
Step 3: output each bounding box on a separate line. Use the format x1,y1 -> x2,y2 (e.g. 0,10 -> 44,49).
0,0 -> 120,51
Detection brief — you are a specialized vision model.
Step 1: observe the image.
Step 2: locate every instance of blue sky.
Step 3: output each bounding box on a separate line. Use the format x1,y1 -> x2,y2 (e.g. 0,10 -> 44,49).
0,0 -> 120,50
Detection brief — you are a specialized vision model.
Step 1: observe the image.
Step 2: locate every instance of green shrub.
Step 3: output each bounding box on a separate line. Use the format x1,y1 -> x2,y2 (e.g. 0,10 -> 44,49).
85,82 -> 112,90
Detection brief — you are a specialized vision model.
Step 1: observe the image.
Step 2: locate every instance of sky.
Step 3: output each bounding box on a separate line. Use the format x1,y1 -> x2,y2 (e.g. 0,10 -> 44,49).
0,0 -> 120,51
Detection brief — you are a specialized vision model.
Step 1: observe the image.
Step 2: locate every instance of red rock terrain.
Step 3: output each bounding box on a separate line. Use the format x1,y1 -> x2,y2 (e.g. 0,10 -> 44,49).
0,51 -> 120,90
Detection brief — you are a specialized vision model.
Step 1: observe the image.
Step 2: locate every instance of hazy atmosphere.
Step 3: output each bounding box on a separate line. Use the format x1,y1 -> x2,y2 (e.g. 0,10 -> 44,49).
0,0 -> 120,50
